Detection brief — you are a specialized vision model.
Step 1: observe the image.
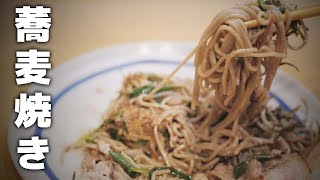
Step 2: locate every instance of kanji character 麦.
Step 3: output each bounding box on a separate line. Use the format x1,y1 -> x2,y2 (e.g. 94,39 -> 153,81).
15,49 -> 51,85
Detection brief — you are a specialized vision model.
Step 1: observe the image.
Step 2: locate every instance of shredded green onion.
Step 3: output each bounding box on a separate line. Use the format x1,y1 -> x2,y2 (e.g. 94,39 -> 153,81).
129,85 -> 176,98
109,151 -> 149,178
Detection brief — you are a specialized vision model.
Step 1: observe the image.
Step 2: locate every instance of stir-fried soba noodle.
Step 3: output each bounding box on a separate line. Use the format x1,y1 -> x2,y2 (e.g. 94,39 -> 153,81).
71,1 -> 319,180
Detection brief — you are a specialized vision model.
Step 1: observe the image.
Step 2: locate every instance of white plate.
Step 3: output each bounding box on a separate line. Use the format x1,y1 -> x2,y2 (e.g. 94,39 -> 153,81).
8,42 -> 320,180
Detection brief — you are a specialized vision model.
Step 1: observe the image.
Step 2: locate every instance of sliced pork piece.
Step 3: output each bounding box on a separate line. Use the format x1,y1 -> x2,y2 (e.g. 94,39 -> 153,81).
112,163 -> 131,180
263,154 -> 311,180
214,163 -> 234,180
81,158 -> 131,180
193,173 -> 209,180
97,141 -> 110,155
246,159 -> 263,180
81,161 -> 114,180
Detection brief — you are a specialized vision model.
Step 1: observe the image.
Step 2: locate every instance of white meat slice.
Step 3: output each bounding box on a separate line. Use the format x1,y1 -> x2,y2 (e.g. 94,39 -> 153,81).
246,159 -> 263,180
81,158 -> 131,180
82,161 -> 114,180
97,141 -> 110,155
264,154 -> 311,180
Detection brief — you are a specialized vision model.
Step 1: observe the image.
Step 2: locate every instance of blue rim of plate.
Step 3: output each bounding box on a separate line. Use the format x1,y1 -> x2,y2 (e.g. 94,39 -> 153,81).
32,60 -> 294,180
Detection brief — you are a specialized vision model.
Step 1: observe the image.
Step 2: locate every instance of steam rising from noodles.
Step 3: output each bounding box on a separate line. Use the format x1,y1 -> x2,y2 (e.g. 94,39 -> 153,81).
71,1 -> 318,180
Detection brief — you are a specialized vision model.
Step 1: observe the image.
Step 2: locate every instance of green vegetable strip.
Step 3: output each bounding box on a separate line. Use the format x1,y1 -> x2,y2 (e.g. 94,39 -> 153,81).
251,154 -> 273,161
109,151 -> 149,176
76,128 -> 99,144
148,167 -> 191,180
257,0 -> 266,11
84,139 -> 95,144
233,161 -> 248,179
110,150 -> 192,179
278,5 -> 287,13
109,151 -> 132,170
233,154 -> 273,179
107,128 -> 125,142
170,168 -> 192,180
100,118 -> 112,127
129,85 -> 176,98
129,85 -> 154,98
258,0 -> 288,13
133,139 -> 148,145
157,86 -> 176,93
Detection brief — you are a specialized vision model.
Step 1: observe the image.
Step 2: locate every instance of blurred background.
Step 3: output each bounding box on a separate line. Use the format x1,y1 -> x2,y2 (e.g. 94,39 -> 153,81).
0,0 -> 319,179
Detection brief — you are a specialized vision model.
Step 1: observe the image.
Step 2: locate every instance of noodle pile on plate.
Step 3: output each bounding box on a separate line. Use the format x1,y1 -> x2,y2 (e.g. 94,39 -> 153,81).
70,1 -> 319,180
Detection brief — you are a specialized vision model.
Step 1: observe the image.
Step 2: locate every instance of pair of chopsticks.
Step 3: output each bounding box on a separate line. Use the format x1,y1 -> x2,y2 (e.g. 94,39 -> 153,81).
245,6 -> 320,28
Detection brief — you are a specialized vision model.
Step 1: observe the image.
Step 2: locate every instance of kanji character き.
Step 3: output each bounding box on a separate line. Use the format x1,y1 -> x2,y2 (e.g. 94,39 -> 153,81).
15,6 -> 51,42
17,136 -> 49,170
15,93 -> 51,128
15,49 -> 51,85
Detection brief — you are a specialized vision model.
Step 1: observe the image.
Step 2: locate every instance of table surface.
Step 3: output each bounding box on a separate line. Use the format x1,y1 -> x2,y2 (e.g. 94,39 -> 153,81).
0,0 -> 319,179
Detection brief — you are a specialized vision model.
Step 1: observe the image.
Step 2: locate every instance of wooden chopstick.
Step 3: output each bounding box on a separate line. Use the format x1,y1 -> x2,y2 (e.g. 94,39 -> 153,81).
245,5 -> 320,28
